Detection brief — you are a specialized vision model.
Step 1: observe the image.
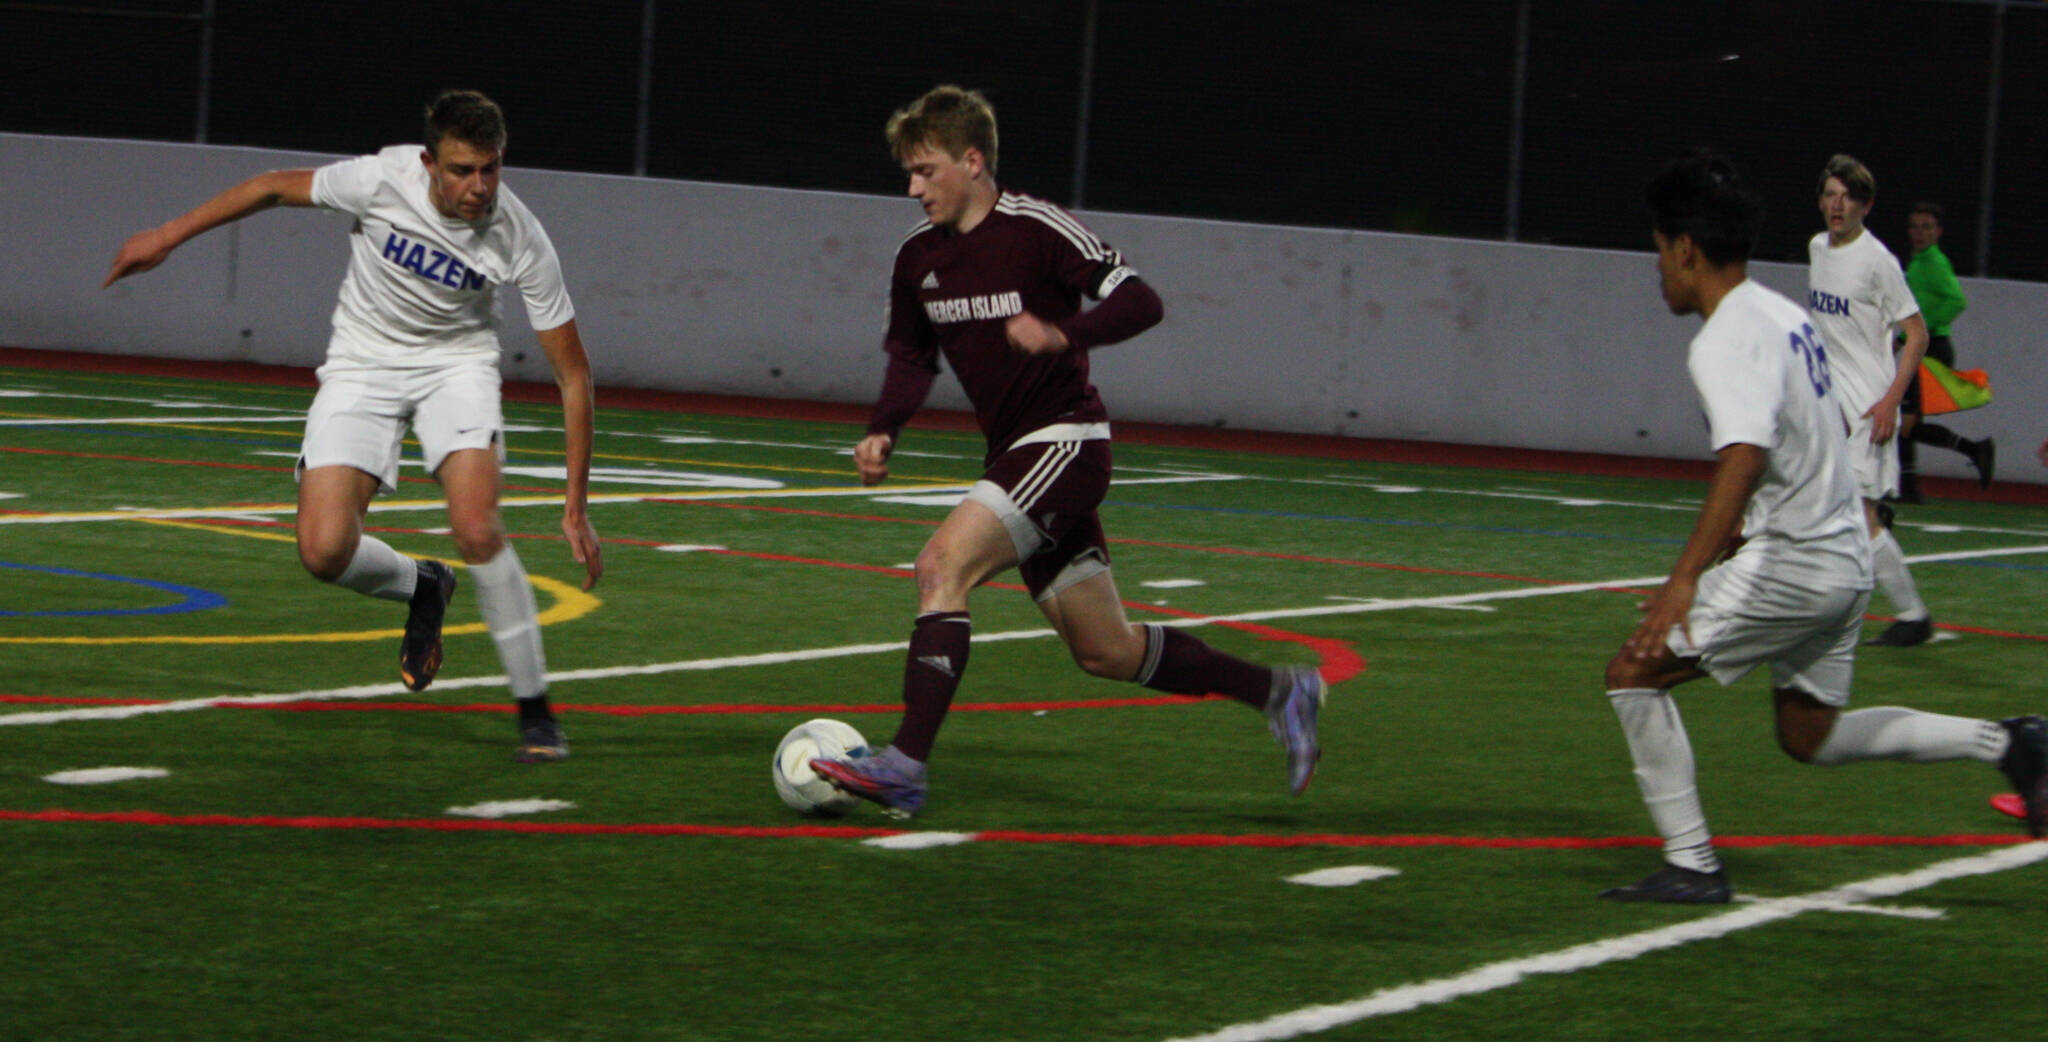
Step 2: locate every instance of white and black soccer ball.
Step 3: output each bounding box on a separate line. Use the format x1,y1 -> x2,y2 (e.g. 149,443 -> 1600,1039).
771,718 -> 869,815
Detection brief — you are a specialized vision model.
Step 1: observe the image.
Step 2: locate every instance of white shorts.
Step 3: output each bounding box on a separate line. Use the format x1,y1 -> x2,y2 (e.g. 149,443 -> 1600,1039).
1666,547 -> 1871,706
299,360 -> 503,493
1846,410 -> 1900,501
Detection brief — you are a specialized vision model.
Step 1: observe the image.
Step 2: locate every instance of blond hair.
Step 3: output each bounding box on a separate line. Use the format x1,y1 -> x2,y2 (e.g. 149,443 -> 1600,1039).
886,85 -> 998,172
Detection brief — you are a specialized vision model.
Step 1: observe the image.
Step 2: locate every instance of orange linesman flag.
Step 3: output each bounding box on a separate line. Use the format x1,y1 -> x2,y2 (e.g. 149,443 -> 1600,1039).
1917,356 -> 1992,415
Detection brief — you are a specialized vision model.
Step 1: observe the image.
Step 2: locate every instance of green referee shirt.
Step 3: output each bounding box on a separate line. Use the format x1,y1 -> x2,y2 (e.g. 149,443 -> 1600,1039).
1905,243 -> 1967,337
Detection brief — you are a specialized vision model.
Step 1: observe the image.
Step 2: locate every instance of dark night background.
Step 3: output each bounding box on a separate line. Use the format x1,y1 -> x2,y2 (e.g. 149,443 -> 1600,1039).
5,0 -> 2043,278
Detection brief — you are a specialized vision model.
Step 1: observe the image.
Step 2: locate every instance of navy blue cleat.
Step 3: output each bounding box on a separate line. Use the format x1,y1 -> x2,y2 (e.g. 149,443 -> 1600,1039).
516,717 -> 569,763
1600,863 -> 1732,904
401,559 -> 457,692
1998,715 -> 2048,838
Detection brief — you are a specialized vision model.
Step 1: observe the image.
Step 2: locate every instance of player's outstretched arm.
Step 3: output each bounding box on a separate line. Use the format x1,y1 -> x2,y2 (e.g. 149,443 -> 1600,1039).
1625,443 -> 1765,661
535,319 -> 603,590
103,169 -> 315,287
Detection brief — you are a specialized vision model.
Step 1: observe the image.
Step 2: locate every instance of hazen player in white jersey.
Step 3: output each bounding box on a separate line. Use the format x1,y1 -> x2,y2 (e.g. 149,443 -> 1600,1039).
105,90 -> 601,763
807,85 -> 1328,818
1807,154 -> 1937,648
1596,150 -> 2045,905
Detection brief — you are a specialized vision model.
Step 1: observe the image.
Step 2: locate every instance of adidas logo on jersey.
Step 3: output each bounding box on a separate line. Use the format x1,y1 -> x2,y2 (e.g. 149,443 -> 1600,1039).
917,654 -> 956,678
921,271 -> 940,290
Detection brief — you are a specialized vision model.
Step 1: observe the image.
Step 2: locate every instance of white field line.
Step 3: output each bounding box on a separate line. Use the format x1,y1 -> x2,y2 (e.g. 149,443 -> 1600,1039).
9,544 -> 2045,729
1162,842 -> 2048,1042
0,484 -> 973,525
0,577 -> 1671,728
0,474 -> 1238,526
1300,474 -> 2048,539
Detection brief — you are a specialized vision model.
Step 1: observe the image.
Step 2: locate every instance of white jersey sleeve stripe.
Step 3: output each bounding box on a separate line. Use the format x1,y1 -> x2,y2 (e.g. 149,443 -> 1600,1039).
997,194 -> 1115,264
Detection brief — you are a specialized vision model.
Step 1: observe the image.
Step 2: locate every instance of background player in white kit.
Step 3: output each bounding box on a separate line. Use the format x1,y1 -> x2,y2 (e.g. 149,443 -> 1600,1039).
1806,154 -> 1935,647
104,90 -> 602,763
1599,150 -> 2044,905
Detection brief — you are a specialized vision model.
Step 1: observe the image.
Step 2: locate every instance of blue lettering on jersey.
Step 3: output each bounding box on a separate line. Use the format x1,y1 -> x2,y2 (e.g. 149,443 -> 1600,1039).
379,231 -> 489,292
1790,322 -> 1832,398
1808,289 -> 1851,317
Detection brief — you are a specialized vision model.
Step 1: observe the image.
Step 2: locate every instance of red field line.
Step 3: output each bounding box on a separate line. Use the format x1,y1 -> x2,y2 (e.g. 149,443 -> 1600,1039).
0,808 -> 2027,849
217,696 -> 1220,715
0,693 -> 1233,716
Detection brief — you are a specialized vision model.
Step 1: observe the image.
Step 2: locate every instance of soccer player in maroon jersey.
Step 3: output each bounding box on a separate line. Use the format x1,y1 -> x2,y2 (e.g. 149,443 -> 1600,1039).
809,85 -> 1326,817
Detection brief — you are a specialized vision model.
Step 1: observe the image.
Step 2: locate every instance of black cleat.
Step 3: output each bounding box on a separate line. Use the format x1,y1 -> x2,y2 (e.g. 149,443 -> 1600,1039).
1867,617 -> 1934,647
1600,863 -> 1732,904
400,559 -> 456,691
1997,715 -> 2047,838
1970,439 -> 1997,489
516,717 -> 569,763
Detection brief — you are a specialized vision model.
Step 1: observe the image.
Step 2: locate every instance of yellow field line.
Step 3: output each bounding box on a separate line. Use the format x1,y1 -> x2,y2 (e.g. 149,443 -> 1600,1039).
0,517 -> 600,645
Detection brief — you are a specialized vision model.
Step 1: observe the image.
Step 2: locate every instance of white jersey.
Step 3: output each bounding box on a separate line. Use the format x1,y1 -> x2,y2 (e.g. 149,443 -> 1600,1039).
1806,229 -> 1918,416
310,144 -> 575,368
1688,280 -> 1870,586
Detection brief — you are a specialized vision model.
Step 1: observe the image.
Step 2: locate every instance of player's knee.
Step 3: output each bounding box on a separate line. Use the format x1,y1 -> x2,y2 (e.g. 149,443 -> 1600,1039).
912,544 -> 973,603
446,515 -> 504,565
1604,654 -> 1647,692
297,535 -> 353,583
1069,627 -> 1144,681
1070,644 -> 1133,680
299,546 -> 349,583
1773,702 -> 1837,765
1777,729 -> 1825,764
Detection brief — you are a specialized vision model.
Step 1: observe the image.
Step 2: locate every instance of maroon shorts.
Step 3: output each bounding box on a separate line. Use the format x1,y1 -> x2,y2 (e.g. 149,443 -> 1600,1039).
964,438 -> 1113,601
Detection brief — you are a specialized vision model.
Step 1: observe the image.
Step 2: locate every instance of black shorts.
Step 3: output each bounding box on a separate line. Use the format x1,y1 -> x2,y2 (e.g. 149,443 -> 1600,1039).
964,438 -> 1113,601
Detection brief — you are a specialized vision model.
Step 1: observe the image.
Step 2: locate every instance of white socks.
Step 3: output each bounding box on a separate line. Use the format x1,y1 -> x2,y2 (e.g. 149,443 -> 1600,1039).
468,545 -> 549,700
1608,688 -> 1720,874
1811,707 -> 2008,765
1871,528 -> 1929,622
334,535 -> 418,602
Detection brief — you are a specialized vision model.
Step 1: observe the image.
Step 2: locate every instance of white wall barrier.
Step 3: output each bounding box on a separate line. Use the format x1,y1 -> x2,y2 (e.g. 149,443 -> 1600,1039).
4,132 -> 2038,482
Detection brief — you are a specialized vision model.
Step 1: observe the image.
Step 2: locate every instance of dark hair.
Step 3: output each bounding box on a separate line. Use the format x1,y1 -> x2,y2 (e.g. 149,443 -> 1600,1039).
1644,148 -> 1761,267
424,89 -> 506,155
1818,153 -> 1875,203
1909,200 -> 1944,222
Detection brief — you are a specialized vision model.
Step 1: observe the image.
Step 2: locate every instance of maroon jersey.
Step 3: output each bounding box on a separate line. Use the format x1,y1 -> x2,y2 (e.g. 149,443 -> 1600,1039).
869,191 -> 1156,461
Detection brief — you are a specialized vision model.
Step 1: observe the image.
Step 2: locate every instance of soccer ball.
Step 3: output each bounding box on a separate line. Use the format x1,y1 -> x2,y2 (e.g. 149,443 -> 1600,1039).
771,718 -> 869,815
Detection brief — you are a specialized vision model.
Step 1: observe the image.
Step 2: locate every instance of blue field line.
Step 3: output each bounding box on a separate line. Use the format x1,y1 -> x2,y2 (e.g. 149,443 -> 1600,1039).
1949,557 -> 2048,572
69,426 -> 298,451
0,561 -> 229,618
